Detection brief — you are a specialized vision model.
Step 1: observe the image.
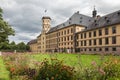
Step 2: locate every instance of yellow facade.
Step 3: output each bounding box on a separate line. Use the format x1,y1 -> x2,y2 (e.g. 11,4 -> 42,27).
76,24 -> 120,54
28,10 -> 120,54
28,39 -> 38,52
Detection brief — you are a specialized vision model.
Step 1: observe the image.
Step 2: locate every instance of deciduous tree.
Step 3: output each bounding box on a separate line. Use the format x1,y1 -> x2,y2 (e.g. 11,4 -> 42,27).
0,7 -> 15,50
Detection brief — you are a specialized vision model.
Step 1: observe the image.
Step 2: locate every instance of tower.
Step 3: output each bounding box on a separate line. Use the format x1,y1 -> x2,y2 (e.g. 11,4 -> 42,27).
92,6 -> 97,18
42,16 -> 51,33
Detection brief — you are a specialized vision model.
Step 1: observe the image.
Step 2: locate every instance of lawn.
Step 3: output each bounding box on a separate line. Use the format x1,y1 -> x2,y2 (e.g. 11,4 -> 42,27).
31,53 -> 105,67
0,53 -> 120,80
0,56 -> 9,80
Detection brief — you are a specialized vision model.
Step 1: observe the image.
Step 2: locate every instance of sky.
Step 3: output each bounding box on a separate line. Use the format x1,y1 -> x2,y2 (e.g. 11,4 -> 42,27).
0,0 -> 120,44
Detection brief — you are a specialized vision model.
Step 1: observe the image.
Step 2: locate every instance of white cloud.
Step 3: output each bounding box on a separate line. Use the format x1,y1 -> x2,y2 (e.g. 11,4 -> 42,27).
0,0 -> 120,43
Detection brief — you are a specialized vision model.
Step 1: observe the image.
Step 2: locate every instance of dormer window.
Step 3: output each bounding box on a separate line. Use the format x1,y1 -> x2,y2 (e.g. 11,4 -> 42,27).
69,22 -> 71,24
106,20 -> 110,23
117,12 -> 120,15
69,18 -> 71,20
63,23 -> 65,26
80,17 -> 82,19
80,21 -> 82,23
95,23 -> 97,26
105,17 -> 108,20
94,20 -> 97,22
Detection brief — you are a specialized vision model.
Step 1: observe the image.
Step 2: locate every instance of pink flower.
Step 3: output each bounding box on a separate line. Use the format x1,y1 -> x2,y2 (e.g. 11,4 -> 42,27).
99,68 -> 105,75
91,61 -> 96,66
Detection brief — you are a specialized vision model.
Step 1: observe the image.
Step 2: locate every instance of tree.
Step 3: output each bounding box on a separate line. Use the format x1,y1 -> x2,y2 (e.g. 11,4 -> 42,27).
0,41 -> 10,50
17,42 -> 28,52
0,7 -> 15,50
9,41 -> 17,51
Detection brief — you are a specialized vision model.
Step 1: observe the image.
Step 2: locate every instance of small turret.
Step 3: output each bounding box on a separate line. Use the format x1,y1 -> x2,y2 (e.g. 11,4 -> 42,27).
92,6 -> 97,18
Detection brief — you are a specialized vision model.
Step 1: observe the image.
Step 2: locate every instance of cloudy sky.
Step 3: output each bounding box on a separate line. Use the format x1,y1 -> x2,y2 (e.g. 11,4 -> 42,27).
0,0 -> 120,44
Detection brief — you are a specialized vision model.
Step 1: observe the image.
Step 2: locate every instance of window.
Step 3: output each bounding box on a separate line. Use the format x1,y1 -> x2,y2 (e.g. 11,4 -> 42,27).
64,30 -> 66,35
58,38 -> 60,42
93,31 -> 96,37
94,39 -> 96,45
71,28 -> 73,33
84,48 -> 86,51
64,37 -> 66,41
105,48 -> 109,51
64,43 -> 66,45
58,32 -> 60,36
89,40 -> 92,46
61,37 -> 63,41
84,33 -> 86,38
105,37 -> 109,44
81,41 -> 83,46
81,34 -> 83,39
112,47 -> 116,51
112,36 -> 116,44
76,35 -> 79,39
67,29 -> 69,34
62,31 -> 63,35
105,28 -> 109,35
69,22 -> 71,24
112,26 -> 116,34
80,21 -> 82,23
99,38 -> 102,45
89,32 -> 91,37
71,36 -> 73,40
94,48 -> 96,51
84,40 -> 86,46
68,43 -> 69,45
89,48 -> 92,51
63,23 -> 65,26
99,48 -> 102,51
80,17 -> 82,19
67,36 -> 69,41
76,42 -> 79,46
99,29 -> 102,36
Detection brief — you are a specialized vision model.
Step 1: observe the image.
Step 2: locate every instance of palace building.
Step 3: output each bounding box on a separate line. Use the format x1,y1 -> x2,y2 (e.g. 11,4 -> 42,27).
28,8 -> 120,55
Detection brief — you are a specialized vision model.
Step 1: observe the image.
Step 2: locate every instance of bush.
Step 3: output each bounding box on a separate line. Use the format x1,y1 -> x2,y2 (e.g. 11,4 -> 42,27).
35,58 -> 76,80
102,57 -> 120,80
2,53 -> 35,79
77,56 -> 120,80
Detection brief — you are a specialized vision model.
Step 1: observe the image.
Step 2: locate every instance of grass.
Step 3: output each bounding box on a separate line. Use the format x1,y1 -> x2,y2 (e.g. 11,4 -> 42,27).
0,53 -> 120,80
0,56 -> 9,80
31,53 -> 110,67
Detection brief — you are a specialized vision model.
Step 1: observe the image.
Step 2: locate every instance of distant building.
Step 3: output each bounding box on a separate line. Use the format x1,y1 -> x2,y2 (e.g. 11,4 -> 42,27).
28,8 -> 120,55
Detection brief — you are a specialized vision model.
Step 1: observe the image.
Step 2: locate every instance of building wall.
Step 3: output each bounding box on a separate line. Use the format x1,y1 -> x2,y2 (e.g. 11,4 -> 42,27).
29,43 -> 38,52
39,33 -> 46,53
37,36 -> 41,52
46,31 -> 58,52
46,25 -> 85,53
76,24 -> 120,55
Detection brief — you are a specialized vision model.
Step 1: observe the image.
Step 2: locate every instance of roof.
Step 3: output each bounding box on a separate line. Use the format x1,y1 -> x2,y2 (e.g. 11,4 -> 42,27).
48,10 -> 120,34
27,39 -> 37,45
47,11 -> 94,33
42,16 -> 51,20
87,10 -> 120,29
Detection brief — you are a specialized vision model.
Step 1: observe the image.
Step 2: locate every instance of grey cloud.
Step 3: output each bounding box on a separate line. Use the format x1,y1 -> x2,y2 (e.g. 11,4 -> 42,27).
1,0 -> 120,43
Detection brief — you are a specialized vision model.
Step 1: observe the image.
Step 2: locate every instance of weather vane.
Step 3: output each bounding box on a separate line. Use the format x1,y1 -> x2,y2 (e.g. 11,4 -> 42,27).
44,9 -> 47,16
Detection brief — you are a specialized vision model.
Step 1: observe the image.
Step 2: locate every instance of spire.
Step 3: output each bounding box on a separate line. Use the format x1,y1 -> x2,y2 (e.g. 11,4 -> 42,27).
92,5 -> 97,18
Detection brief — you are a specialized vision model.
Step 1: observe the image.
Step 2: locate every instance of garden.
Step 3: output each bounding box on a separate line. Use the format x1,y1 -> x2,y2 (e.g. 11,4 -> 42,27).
0,53 -> 120,80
